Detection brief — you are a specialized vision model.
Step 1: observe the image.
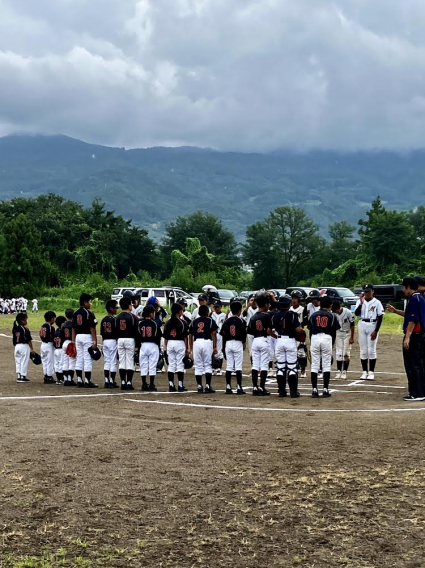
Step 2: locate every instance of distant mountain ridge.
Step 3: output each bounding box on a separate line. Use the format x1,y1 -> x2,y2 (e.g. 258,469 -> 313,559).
0,134 -> 423,241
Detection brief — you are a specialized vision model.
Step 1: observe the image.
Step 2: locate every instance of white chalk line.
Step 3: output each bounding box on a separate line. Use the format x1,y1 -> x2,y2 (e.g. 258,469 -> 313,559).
125,398 -> 425,414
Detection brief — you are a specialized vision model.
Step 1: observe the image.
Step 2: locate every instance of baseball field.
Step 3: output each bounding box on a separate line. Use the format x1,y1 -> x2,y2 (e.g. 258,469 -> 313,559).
2,321 -> 425,568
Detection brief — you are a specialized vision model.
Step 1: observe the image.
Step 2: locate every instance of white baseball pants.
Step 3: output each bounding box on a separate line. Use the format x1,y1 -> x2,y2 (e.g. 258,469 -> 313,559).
140,342 -> 160,376
216,334 -> 224,360
54,349 -> 64,373
268,336 -> 276,361
41,342 -> 54,376
335,333 -> 352,362
118,338 -> 135,370
225,340 -> 244,372
358,321 -> 379,359
103,339 -> 118,372
251,337 -> 270,371
247,334 -> 254,355
167,340 -> 186,373
62,340 -> 76,372
193,339 -> 213,375
275,337 -> 298,375
311,334 -> 333,373
75,334 -> 93,372
15,344 -> 30,377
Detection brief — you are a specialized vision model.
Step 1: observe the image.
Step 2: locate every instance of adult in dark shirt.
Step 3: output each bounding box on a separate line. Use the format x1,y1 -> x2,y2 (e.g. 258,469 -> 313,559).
221,301 -> 247,394
401,278 -> 425,401
72,293 -> 98,388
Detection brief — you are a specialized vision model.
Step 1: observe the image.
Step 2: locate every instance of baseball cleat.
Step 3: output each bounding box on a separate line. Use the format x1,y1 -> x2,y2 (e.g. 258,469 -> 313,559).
178,385 -> 188,392
17,377 -> 30,383
311,388 -> 319,398
141,383 -> 150,391
359,371 -> 368,380
148,384 -> 157,392
84,382 -> 99,389
236,388 -> 246,395
252,387 -> 261,396
197,385 -> 204,393
278,390 -> 288,398
366,372 -> 375,380
204,385 -> 215,394
341,371 -> 347,379
322,389 -> 331,398
110,382 -> 119,389
290,391 -> 300,398
335,371 -> 342,380
403,395 -> 425,401
225,387 -> 233,394
77,382 -> 85,388
121,383 -> 127,390
260,387 -> 271,396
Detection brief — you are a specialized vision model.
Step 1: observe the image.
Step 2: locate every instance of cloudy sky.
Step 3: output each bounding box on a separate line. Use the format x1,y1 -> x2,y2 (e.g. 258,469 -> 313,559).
1,0 -> 425,151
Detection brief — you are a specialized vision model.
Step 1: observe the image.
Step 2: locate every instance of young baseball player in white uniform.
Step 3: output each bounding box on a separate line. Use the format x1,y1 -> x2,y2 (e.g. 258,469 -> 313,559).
244,295 -> 258,360
290,290 -> 308,378
332,301 -> 355,379
354,284 -> 384,380
211,301 -> 226,376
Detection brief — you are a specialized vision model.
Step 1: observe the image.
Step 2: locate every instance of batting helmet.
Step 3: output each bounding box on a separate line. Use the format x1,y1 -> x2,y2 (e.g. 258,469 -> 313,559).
308,290 -> 321,300
147,296 -> 157,306
88,346 -> 102,361
30,352 -> 42,365
290,290 -> 303,300
278,294 -> 292,308
212,353 -> 221,369
183,355 -> 194,370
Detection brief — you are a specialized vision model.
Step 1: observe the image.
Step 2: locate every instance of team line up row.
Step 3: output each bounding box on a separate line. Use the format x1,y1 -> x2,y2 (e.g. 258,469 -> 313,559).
12,283 -> 396,399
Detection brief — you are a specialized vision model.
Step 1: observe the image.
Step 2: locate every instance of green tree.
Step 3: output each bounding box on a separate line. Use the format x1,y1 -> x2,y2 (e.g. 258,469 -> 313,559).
0,214 -> 50,296
162,211 -> 240,271
244,207 -> 320,288
327,221 -> 357,268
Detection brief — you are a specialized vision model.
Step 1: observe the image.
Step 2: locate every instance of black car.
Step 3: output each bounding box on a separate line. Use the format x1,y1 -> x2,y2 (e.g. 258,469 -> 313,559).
353,284 -> 404,304
319,287 -> 358,312
286,287 -> 320,301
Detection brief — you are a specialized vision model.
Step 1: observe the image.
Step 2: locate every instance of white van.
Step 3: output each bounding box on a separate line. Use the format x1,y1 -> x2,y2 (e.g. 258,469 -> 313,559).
135,287 -> 199,310
111,287 -> 137,302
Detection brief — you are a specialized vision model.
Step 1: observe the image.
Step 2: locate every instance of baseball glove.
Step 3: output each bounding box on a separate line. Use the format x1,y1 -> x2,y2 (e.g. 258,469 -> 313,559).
65,341 -> 77,358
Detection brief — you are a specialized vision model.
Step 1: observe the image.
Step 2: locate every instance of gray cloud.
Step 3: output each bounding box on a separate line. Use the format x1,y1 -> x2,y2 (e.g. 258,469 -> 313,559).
1,0 -> 425,151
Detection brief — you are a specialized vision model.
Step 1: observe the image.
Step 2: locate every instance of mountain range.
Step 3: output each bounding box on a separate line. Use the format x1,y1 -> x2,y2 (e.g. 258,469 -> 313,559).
0,134 -> 424,241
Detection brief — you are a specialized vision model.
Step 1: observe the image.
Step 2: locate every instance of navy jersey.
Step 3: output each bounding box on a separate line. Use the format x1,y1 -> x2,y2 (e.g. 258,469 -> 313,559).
116,312 -> 139,339
403,293 -> 425,333
13,325 -> 32,346
39,323 -> 55,343
190,317 -> 218,341
60,321 -> 73,344
164,317 -> 189,341
139,319 -> 162,345
308,310 -> 340,336
101,315 -> 117,340
72,308 -> 97,335
248,312 -> 272,338
53,327 -> 63,349
220,316 -> 247,343
272,310 -> 300,338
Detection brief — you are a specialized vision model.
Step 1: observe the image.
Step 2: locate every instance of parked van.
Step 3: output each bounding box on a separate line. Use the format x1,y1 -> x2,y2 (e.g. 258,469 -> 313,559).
353,284 -> 404,305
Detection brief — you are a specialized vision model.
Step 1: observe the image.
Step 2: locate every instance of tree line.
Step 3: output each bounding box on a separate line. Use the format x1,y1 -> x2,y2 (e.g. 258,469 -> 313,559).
0,193 -> 422,297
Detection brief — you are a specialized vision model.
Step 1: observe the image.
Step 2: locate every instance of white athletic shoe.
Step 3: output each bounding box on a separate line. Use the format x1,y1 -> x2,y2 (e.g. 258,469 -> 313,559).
335,371 -> 342,380
317,372 -> 323,379
300,372 -> 307,379
366,372 -> 375,381
341,371 -> 347,380
360,371 -> 368,380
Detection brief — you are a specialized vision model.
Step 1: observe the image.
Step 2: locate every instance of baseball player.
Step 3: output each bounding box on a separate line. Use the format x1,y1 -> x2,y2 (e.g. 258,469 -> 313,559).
101,300 -> 119,389
189,304 -> 218,393
308,296 -> 340,398
272,295 -> 303,398
191,294 -> 208,321
164,303 -> 190,392
247,292 -> 275,396
72,294 -> 98,389
267,293 -> 279,378
13,312 -> 35,383
354,284 -> 384,380
220,301 -> 247,394
139,304 -> 162,392
177,298 -> 192,325
304,290 -> 322,377
211,301 -> 226,376
39,311 -> 56,384
116,296 -> 139,390
290,290 -> 308,378
243,294 -> 258,361
61,309 -> 77,387
332,301 -> 355,379
53,315 -> 66,384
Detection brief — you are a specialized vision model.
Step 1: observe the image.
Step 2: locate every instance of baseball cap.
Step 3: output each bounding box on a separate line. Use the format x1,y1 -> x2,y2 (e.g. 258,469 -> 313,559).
362,283 -> 374,291
213,300 -> 222,307
414,276 -> 425,287
198,294 -> 208,301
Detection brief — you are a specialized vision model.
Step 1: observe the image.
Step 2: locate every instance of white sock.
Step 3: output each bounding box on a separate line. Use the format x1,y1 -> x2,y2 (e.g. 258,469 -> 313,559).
178,381 -> 183,388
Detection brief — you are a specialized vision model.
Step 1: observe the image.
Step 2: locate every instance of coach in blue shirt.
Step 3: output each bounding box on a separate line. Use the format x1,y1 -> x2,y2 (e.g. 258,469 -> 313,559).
401,277 -> 425,401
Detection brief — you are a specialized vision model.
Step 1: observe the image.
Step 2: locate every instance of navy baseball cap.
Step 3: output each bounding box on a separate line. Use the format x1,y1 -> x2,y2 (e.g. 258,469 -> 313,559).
362,283 -> 374,291
198,294 -> 208,301
414,276 -> 425,286
213,300 -> 222,307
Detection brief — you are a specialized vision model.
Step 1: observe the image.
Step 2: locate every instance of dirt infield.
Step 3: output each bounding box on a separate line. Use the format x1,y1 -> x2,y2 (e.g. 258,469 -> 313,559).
2,333 -> 425,568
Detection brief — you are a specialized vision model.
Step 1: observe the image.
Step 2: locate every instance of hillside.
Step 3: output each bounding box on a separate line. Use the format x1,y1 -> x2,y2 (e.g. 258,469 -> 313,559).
1,134 -> 424,240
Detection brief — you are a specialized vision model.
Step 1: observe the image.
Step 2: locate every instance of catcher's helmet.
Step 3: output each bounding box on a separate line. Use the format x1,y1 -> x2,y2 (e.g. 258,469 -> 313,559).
308,289 -> 321,300
212,353 -> 221,369
290,290 -> 303,300
30,352 -> 42,365
183,355 -> 194,370
88,346 -> 102,361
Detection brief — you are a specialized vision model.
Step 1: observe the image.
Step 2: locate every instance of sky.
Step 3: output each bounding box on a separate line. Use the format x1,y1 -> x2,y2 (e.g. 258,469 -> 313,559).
1,0 -> 425,152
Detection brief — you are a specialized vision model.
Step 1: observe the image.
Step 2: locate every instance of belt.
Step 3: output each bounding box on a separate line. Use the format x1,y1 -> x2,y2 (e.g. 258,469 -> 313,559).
277,335 -> 293,338
361,319 -> 376,323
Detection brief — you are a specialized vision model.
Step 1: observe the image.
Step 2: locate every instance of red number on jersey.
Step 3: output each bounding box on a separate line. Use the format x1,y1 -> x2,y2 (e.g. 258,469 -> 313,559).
315,316 -> 329,328
76,314 -> 83,326
197,322 -> 205,333
256,320 -> 263,331
40,327 -> 46,338
120,320 -> 126,331
170,328 -> 177,338
103,322 -> 112,333
141,326 -> 152,338
230,325 -> 236,337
